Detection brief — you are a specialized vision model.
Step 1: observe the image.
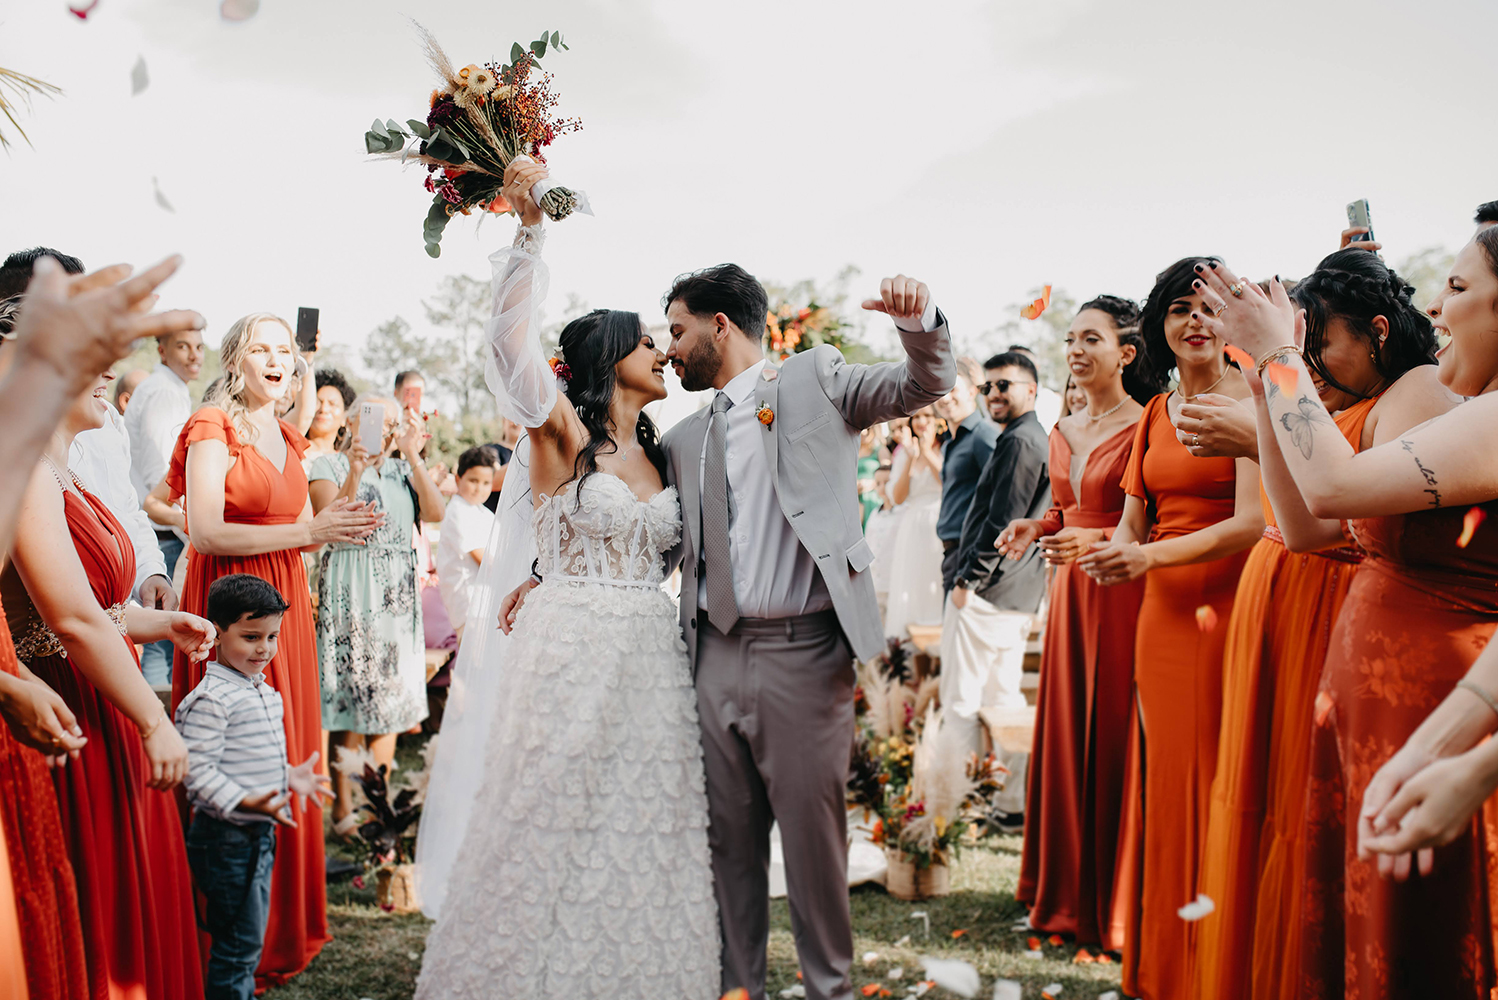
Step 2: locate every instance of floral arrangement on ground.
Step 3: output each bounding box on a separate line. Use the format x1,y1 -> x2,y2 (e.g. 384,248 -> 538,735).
333,740 -> 435,894
847,640 -> 1006,870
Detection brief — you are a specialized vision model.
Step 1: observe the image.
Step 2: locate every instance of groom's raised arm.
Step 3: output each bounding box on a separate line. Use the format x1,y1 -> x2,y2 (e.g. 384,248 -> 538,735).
817,274 -> 955,429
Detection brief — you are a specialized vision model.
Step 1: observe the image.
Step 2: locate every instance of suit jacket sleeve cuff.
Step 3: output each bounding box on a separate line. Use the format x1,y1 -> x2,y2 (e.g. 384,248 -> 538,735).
892,299 -> 940,333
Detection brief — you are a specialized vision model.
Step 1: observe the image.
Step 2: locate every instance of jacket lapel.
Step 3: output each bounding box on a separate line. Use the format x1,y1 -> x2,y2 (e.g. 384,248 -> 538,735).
756,365 -> 781,492
679,404 -> 711,557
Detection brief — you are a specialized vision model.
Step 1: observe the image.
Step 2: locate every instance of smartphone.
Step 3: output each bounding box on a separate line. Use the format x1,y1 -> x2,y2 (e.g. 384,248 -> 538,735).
295,306 -> 319,352
357,401 -> 384,456
401,383 -> 422,415
1346,199 -> 1374,243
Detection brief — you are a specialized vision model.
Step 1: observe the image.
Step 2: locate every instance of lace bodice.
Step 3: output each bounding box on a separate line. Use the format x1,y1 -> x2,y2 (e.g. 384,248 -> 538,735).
535,473 -> 680,588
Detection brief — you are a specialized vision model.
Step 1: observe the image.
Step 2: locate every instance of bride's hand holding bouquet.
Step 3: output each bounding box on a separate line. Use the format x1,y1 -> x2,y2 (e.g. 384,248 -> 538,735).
502,158 -> 550,230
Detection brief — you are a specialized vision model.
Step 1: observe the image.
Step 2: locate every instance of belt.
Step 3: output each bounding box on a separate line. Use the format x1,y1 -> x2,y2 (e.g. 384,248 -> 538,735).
1262,525 -> 1365,565
698,607 -> 840,638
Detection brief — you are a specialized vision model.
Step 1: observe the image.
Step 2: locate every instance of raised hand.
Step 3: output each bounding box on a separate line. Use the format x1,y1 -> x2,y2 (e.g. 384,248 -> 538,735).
395,406 -> 429,462
11,254 -> 206,396
1339,226 -> 1383,255
1190,262 -> 1298,362
862,275 -> 931,331
502,157 -> 550,229
288,751 -> 334,815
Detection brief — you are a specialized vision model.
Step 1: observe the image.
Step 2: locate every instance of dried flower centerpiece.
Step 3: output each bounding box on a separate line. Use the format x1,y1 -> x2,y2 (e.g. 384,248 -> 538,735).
365,24 -> 587,257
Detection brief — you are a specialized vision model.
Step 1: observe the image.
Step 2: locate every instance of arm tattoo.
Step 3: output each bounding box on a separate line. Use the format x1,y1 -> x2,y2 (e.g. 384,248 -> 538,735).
1279,395 -> 1335,459
1399,439 -> 1443,507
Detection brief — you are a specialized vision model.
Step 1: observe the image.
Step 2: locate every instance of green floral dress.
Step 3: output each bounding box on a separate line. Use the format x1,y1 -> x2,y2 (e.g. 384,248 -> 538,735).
308,452 -> 429,734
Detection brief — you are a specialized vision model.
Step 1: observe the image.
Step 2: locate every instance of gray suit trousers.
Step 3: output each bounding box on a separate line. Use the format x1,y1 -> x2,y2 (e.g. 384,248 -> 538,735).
695,609 -> 855,1000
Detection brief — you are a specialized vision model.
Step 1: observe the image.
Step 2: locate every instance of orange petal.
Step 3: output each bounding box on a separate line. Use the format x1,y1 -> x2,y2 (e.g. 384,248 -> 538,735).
797,972 -> 804,981
951,928 -> 967,939
1073,948 -> 1095,964
861,985 -> 881,997
1095,952 -> 1113,964
1047,934 -> 1064,946
1027,936 -> 1042,950
1457,507 -> 1487,549
1314,690 -> 1335,726
721,991 -> 751,1000
1224,344 -> 1255,370
1265,361 -> 1300,396
1195,605 -> 1219,632
1020,284 -> 1053,321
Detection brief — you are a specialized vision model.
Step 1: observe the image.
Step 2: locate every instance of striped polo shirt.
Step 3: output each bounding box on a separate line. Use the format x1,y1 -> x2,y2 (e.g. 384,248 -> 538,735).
174,661 -> 289,825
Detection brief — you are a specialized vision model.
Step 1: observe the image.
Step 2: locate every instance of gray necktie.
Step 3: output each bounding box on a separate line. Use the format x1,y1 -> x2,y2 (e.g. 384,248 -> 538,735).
703,391 -> 740,634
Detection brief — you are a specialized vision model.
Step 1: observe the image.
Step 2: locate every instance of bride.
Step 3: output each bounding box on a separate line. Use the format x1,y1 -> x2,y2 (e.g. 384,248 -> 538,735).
413,161 -> 718,997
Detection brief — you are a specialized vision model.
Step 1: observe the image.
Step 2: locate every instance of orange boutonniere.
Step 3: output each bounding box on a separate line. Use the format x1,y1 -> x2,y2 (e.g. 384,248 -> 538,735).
756,402 -> 774,428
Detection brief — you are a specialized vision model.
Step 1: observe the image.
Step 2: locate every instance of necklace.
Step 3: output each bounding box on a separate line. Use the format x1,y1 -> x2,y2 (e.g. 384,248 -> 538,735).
1086,397 -> 1129,423
611,436 -> 638,462
1185,365 -> 1230,399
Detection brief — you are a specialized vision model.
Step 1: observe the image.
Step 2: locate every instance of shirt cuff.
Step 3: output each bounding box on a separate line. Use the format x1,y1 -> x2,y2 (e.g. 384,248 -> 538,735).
893,299 -> 939,334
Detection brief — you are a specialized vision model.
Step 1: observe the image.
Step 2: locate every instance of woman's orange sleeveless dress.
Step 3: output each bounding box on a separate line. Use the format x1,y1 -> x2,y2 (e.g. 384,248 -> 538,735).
1017,421 -> 1145,950
167,408 -> 329,987
1298,495 -> 1498,998
1115,393 -> 1251,1000
1193,394 -> 1378,998
13,485 -> 201,999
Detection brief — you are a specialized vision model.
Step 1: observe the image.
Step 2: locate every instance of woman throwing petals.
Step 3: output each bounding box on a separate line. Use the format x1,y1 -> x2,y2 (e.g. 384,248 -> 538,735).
1075,258 -> 1264,1000
1195,233 -> 1498,1000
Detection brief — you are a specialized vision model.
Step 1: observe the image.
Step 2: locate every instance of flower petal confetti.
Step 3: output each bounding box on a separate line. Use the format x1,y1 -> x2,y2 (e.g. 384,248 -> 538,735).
1026,936 -> 1042,951
1024,949 -> 1044,959
1224,344 -> 1256,370
992,981 -> 1022,1000
130,55 -> 148,96
1073,948 -> 1096,964
951,929 -> 968,939
1178,892 -> 1216,921
152,176 -> 175,213
1265,361 -> 1300,396
1021,285 -> 1053,321
1457,507 -> 1487,549
1047,934 -> 1064,947
1099,993 -> 1121,1000
861,985 -> 882,997
1040,985 -> 1063,1000
722,991 -> 750,1000
919,957 -> 980,999
68,0 -> 99,19
219,0 -> 261,22
1314,690 -> 1335,726
863,952 -> 881,966
1195,605 -> 1218,633
889,968 -> 905,981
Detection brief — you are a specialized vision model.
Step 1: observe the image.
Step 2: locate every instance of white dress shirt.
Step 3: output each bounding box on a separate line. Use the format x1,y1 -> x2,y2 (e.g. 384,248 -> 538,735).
70,406 -> 170,601
124,363 -> 193,504
437,494 -> 494,627
695,299 -> 941,619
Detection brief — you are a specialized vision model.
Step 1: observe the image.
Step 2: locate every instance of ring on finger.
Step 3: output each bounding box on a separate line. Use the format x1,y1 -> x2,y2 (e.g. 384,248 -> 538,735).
1229,282 -> 1245,298
1191,433 -> 1201,447
1210,301 -> 1227,317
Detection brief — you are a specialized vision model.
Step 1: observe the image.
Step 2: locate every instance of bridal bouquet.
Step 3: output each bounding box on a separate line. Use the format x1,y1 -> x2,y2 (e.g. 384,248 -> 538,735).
365,24 -> 587,257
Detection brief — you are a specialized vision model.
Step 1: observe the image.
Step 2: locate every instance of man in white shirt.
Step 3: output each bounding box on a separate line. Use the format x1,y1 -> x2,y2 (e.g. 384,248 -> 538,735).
436,447 -> 496,645
124,325 -> 204,683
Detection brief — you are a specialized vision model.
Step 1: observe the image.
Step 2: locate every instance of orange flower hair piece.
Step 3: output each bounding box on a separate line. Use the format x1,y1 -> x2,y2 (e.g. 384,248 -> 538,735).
1020,285 -> 1053,321
1224,345 -> 1255,370
1264,361 -> 1299,396
1195,605 -> 1219,633
1458,507 -> 1487,549
548,357 -> 572,383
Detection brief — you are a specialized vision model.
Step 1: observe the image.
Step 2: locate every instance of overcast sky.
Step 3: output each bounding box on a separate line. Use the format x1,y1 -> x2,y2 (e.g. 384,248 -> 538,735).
3,0 -> 1494,384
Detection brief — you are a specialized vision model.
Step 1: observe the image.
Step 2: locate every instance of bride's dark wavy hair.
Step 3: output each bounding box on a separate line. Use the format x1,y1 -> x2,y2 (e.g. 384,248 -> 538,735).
557,308 -> 668,501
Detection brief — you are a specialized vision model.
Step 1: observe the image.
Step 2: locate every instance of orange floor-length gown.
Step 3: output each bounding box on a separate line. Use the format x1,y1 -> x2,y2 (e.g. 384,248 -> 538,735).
1193,395 -> 1378,999
1299,496 -> 1498,998
7,484 -> 202,1000
1116,393 -> 1251,1000
0,607 -> 89,1000
1017,422 -> 1145,950
167,408 -> 329,988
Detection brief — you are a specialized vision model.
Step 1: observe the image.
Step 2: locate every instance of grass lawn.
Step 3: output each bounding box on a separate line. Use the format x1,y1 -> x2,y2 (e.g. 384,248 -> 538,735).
269,800 -> 1126,1000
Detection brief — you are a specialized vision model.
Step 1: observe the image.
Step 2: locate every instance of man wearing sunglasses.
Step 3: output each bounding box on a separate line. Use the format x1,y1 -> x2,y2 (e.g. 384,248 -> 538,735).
940,350 -> 1051,818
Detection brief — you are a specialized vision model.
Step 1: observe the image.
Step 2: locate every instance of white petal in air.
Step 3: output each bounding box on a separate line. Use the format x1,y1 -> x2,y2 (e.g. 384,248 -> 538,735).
152,177 -> 175,213
130,55 -> 148,95
1099,993 -> 1121,1000
219,0 -> 260,21
919,957 -> 980,999
992,980 -> 1022,1000
1178,893 -> 1216,921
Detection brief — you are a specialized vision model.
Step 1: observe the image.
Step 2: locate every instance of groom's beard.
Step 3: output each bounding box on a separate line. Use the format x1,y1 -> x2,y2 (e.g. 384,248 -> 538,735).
677,338 -> 722,393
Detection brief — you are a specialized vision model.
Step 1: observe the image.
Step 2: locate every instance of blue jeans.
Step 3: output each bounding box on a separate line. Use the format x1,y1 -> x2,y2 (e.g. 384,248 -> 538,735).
186,814 -> 277,1000
140,533 -> 183,687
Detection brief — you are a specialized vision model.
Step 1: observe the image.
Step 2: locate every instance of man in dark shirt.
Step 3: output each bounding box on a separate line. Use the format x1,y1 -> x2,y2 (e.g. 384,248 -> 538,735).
941,351 -> 1051,811
934,357 -> 1000,592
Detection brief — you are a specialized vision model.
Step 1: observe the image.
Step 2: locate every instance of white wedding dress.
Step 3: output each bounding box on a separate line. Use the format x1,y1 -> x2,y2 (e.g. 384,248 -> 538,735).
882,444 -> 945,640
414,223 -> 719,999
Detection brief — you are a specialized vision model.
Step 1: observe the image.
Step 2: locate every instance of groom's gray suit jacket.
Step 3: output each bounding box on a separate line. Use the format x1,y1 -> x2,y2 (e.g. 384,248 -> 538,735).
663,318 -> 955,667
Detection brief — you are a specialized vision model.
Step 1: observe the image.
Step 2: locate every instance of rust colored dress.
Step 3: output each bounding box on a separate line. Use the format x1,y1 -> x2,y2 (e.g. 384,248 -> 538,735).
0,608 -> 89,1000
166,408 -> 329,987
1017,422 -> 1145,950
1299,497 -> 1498,998
1194,396 -> 1378,999
7,482 -> 201,1000
1116,393 -> 1252,1000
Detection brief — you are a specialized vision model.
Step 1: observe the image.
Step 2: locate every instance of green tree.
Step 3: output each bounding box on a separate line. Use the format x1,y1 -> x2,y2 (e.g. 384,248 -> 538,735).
1394,247 -> 1454,313
362,316 -> 455,403
422,275 -> 494,422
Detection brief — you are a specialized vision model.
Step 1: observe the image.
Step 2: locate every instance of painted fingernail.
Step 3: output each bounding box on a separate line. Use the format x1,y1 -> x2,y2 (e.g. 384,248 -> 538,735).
1194,263 -> 1204,273
1209,262 -> 1219,269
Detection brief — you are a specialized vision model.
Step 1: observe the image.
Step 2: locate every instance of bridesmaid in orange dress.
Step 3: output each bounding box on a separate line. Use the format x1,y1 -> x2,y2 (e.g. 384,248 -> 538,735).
1189,250 -> 1452,999
1007,295 -> 1163,950
2,370 -> 220,1000
1195,242 -> 1496,998
1078,257 -> 1265,1000
166,313 -> 379,987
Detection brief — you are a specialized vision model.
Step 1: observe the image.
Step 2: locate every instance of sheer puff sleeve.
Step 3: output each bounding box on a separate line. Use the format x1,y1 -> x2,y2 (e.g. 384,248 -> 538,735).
165,408 -> 239,502
483,223 -> 559,429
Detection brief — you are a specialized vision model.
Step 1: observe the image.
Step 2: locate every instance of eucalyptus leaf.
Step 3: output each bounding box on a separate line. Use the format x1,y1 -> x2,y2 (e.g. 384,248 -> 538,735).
530,39 -> 547,58
425,242 -> 442,259
550,30 -> 559,47
370,118 -> 389,138
365,131 -> 400,154
406,119 -> 431,139
510,41 -> 526,64
386,119 -> 406,136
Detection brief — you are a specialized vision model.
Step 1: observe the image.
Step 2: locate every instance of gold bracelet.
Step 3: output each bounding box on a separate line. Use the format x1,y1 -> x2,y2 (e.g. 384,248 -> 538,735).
1255,345 -> 1304,375
1458,679 -> 1498,719
138,711 -> 168,741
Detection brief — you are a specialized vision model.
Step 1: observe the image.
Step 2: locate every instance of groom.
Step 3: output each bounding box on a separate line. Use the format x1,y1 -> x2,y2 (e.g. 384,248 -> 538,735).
662,265 -> 954,1000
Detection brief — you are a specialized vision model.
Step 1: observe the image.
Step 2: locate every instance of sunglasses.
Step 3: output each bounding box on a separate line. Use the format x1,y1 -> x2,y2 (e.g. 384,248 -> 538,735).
978,379 -> 1035,395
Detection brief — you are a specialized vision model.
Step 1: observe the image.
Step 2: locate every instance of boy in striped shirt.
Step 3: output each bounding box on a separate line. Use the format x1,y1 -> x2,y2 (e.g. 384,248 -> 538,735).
175,573 -> 331,1000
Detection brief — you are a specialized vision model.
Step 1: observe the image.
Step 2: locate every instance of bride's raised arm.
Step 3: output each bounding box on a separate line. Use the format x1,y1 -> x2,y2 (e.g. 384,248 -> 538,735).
483,160 -> 578,444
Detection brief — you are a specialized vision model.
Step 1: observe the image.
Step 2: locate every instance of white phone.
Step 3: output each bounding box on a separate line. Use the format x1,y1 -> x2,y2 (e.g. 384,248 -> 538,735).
357,401 -> 385,456
1346,198 -> 1374,243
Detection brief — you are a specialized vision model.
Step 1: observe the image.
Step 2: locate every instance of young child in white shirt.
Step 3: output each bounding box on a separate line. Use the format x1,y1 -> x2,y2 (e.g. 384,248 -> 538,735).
437,446 -> 497,644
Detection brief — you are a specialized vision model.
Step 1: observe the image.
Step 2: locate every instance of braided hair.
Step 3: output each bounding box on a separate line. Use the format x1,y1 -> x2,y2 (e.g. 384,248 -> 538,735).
1077,294 -> 1165,404
555,309 -> 667,504
1291,249 -> 1437,399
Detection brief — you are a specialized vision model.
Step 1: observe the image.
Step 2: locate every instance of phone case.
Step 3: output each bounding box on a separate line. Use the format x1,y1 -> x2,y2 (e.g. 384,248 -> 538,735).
358,402 -> 384,455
